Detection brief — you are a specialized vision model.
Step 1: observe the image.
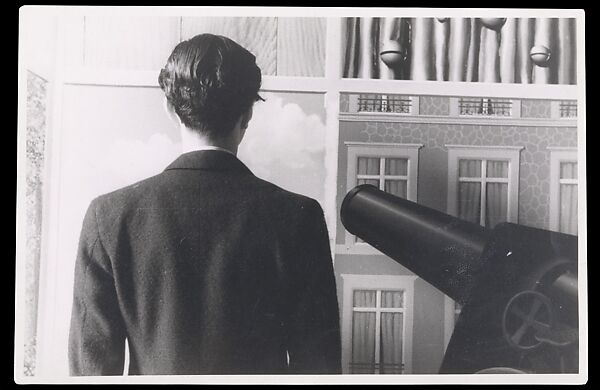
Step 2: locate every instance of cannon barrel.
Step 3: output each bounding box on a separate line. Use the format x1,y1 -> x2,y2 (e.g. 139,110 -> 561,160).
341,184 -> 491,303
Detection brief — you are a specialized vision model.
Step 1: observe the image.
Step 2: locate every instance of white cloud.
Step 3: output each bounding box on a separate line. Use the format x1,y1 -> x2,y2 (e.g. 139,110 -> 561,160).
100,133 -> 182,192
238,94 -> 328,206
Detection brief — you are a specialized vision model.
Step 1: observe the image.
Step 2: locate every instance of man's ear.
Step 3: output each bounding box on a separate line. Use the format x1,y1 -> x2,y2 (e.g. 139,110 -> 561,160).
163,98 -> 181,126
240,106 -> 253,130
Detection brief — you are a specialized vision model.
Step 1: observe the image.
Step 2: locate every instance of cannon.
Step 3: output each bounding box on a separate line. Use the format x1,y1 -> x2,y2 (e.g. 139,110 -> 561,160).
340,184 -> 579,374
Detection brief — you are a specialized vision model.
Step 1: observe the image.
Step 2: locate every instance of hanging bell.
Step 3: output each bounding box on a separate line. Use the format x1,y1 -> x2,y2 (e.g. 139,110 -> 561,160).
480,18 -> 507,30
380,40 -> 405,69
530,45 -> 552,67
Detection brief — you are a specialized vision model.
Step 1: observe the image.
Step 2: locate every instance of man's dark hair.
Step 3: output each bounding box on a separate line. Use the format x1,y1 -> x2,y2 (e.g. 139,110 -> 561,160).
158,34 -> 263,138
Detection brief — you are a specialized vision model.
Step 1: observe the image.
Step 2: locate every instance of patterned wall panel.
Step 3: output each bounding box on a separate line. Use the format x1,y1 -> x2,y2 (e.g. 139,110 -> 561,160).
338,117 -> 577,232
521,99 -> 552,118
24,71 -> 48,376
419,96 -> 450,116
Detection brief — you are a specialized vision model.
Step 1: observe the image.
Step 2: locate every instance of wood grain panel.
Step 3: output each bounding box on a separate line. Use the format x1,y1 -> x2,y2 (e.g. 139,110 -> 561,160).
410,18 -> 434,81
396,18 -> 412,80
516,18 -> 534,84
83,16 -> 180,70
181,17 -> 277,76
499,18 -> 517,83
276,17 -> 326,77
478,25 -> 500,83
377,18 -> 398,80
342,18 -> 360,78
557,18 -> 576,85
533,17 -> 553,84
466,18 -> 481,82
359,17 -> 375,79
448,18 -> 470,82
433,19 -> 449,81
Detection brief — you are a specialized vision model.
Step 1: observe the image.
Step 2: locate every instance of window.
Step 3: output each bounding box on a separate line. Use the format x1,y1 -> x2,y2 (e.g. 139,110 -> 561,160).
447,145 -> 523,228
341,275 -> 416,374
549,148 -> 578,235
344,143 -> 422,250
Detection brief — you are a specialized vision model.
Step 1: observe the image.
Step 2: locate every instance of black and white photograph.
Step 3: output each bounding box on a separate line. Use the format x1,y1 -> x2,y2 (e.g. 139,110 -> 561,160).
15,6 -> 586,384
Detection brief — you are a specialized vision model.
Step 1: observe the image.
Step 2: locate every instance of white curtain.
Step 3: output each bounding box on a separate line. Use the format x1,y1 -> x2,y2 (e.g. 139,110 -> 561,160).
384,158 -> 408,198
486,183 -> 508,228
385,180 -> 407,198
380,291 -> 404,374
458,159 -> 482,224
380,313 -> 403,374
356,158 -> 381,243
358,157 -> 380,175
458,159 -> 510,227
351,290 -> 376,373
485,161 -> 509,228
351,291 -> 405,374
559,162 -> 578,235
385,158 -> 408,176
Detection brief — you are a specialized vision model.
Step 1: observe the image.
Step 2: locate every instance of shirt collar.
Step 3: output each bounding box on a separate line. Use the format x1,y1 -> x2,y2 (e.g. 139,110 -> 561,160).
189,145 -> 237,156
164,149 -> 253,174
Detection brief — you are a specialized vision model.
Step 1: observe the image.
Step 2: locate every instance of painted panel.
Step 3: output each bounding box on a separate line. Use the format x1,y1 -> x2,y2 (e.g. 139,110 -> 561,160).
43,86 -> 330,374
342,17 -> 577,85
181,17 -> 277,75
46,86 -> 180,376
238,91 -> 332,230
336,103 -> 577,243
276,17 -> 326,77
83,16 -> 180,70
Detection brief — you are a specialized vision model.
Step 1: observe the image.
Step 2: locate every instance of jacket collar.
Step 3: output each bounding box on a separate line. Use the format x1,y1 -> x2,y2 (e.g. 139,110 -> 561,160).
164,150 -> 253,175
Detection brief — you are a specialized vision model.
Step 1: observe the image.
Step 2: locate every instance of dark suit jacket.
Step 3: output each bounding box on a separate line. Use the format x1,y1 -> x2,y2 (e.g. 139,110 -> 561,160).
69,150 -> 341,375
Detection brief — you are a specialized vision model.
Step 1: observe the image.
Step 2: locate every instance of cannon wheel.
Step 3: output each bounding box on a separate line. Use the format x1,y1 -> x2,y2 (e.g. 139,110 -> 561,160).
502,290 -> 554,351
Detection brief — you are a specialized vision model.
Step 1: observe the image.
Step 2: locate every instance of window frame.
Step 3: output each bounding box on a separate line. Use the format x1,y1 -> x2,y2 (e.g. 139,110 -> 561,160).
548,147 -> 578,234
446,145 -> 523,227
342,142 -> 422,254
340,274 -> 417,375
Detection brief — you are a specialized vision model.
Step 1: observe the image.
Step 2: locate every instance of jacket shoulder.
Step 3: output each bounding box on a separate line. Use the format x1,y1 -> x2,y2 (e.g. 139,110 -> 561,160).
89,173 -> 165,215
250,176 -> 323,213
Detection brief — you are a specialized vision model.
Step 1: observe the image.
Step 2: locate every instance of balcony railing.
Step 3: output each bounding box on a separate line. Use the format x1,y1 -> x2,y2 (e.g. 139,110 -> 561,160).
358,95 -> 412,114
459,98 -> 512,117
559,101 -> 577,118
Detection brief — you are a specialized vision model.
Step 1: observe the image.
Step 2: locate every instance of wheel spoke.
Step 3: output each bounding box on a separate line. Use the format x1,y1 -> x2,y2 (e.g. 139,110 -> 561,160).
511,321 -> 531,345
